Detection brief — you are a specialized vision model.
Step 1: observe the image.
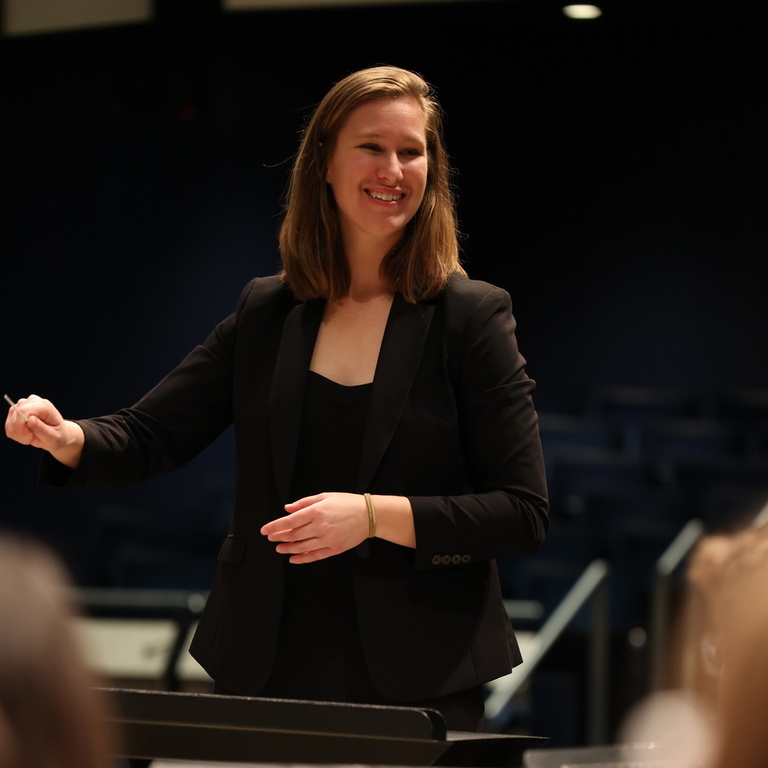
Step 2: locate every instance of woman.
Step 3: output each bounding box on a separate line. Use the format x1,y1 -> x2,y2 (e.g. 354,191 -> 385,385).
5,65 -> 548,731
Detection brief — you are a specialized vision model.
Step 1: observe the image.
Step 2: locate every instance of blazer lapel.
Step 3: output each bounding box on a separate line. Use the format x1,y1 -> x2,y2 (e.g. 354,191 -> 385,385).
356,293 -> 436,491
269,298 -> 324,502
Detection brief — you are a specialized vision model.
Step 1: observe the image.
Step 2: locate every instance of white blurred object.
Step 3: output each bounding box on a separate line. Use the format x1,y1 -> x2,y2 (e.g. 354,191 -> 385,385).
562,4 -> 602,20
618,689 -> 718,768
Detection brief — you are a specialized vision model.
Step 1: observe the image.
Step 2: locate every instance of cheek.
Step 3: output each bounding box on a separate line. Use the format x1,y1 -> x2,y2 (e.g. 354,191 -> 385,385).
326,157 -> 359,189
410,164 -> 428,195
411,171 -> 428,206
325,154 -> 343,186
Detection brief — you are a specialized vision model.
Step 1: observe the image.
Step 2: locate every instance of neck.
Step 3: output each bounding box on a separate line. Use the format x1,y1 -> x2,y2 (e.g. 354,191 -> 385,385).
343,245 -> 397,302
345,270 -> 393,303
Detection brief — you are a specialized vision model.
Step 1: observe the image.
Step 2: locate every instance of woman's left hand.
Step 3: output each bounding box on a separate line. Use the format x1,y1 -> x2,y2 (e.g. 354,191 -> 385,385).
260,492 -> 369,564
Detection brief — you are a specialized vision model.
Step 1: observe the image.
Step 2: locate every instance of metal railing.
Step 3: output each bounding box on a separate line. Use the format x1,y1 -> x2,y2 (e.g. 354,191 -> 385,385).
485,559 -> 611,744
647,518 -> 705,691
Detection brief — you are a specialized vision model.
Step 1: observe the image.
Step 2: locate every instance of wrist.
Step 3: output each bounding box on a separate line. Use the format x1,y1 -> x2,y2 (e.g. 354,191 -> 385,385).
52,421 -> 84,468
364,494 -> 416,549
363,493 -> 377,538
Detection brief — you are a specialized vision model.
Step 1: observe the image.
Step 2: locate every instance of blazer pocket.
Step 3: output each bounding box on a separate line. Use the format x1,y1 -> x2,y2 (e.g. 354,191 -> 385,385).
217,534 -> 246,564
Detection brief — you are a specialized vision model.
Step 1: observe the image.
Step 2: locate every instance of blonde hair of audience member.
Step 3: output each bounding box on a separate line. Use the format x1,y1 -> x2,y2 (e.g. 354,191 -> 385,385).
622,525 -> 768,768
621,522 -> 768,767
708,549 -> 768,768
678,522 -> 768,703
0,532 -> 117,768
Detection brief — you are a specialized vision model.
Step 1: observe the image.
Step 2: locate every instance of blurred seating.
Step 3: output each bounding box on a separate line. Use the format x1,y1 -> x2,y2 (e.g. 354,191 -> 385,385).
713,388 -> 768,456
747,426 -> 768,457
713,387 -> 768,423
631,417 -> 738,483
500,387 -> 768,749
576,486 -> 688,632
498,513 -> 599,624
588,385 -> 707,423
95,500 -> 225,590
508,388 -> 768,750
538,413 -> 624,475
545,446 -> 654,517
670,455 -> 768,531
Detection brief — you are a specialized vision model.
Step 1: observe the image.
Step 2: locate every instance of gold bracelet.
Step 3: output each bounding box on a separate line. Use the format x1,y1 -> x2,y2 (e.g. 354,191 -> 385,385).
364,493 -> 376,539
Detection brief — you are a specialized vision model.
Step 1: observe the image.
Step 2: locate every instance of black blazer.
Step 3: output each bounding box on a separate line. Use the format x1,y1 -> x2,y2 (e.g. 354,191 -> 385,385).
52,272 -> 549,701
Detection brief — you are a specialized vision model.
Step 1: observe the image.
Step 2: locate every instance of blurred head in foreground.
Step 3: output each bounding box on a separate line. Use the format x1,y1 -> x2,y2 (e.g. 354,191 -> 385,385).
620,520 -> 768,768
0,531 -> 117,768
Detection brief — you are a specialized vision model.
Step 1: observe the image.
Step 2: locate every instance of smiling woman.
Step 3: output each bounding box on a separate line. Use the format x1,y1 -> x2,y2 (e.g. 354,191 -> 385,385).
324,97 -> 428,260
278,65 -> 464,304
311,96 -> 429,387
5,65 -> 549,733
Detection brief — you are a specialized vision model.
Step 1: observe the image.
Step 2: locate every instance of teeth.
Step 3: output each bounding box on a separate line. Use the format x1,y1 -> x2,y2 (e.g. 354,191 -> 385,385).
367,190 -> 403,202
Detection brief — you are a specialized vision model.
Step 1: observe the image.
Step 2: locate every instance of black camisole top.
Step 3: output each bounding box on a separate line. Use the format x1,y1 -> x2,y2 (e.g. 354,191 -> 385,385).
260,370 -> 378,702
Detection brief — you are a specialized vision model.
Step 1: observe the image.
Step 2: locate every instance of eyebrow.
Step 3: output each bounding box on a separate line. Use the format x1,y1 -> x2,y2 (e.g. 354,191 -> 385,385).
353,129 -> 427,147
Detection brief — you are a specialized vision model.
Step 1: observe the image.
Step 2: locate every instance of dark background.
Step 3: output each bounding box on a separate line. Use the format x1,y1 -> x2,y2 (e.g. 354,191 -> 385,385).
1,0 -> 767,744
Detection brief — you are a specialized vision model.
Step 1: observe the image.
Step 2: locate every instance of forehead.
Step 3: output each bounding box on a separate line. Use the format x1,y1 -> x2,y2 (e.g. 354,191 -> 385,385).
340,97 -> 427,142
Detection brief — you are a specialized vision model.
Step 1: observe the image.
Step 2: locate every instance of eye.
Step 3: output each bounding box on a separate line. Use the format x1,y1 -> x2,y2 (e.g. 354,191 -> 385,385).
359,143 -> 381,152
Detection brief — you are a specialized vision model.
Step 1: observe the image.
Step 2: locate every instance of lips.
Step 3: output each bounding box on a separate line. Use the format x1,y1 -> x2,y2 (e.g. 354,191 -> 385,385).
366,189 -> 404,202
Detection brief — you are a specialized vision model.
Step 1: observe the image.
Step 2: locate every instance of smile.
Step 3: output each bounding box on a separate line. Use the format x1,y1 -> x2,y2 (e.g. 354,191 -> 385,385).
366,190 -> 403,202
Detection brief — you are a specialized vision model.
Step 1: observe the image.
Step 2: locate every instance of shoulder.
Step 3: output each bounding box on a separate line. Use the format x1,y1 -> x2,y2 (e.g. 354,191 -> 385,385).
435,274 -> 526,388
221,276 -> 302,342
439,272 -> 512,318
237,275 -> 295,307
438,273 -> 518,352
234,275 -> 300,320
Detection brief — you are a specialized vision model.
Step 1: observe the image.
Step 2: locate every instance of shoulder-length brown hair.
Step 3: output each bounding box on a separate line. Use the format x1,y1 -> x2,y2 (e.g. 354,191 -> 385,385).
278,65 -> 466,303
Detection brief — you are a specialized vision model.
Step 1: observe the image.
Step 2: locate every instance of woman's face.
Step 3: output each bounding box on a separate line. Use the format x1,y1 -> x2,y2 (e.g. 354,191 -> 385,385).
325,97 -> 428,254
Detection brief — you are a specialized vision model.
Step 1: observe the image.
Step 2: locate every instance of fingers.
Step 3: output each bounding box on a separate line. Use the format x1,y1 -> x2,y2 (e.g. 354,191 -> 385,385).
19,395 -> 62,426
268,526 -> 335,564
260,493 -> 329,539
284,548 -> 333,565
261,492 -> 368,563
6,395 -> 55,431
5,395 -> 76,455
5,396 -> 37,443
274,538 -> 331,564
6,415 -> 48,448
260,511 -> 311,540
5,414 -> 33,444
4,394 -> 28,424
284,493 -> 326,512
261,506 -> 327,563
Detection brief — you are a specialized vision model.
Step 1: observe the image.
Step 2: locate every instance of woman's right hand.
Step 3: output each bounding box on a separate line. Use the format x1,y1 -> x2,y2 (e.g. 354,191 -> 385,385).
5,394 -> 84,468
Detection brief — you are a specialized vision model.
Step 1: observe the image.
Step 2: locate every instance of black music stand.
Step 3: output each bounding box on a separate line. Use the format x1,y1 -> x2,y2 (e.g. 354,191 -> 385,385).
104,688 -> 547,766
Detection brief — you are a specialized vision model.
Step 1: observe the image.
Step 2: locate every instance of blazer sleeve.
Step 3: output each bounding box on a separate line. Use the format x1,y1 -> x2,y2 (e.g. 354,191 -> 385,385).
407,280 -> 549,567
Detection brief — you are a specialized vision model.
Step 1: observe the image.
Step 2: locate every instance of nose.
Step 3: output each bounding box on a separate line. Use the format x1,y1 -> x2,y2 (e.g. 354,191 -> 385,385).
377,152 -> 403,185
